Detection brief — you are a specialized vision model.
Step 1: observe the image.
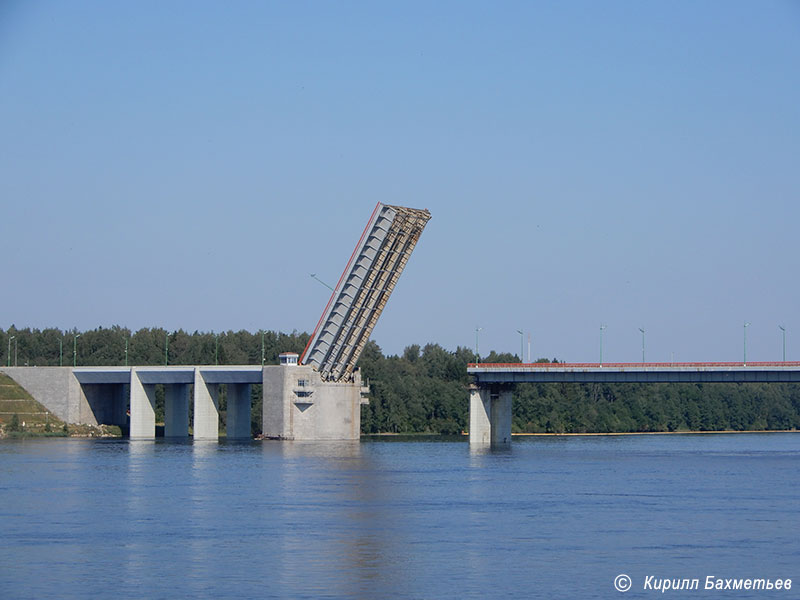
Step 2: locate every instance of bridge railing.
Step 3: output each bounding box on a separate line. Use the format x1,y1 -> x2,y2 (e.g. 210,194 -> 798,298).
468,361 -> 800,369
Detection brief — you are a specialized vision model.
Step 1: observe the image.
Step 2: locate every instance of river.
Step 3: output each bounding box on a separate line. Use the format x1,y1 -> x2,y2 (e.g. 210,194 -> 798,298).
1,433 -> 798,599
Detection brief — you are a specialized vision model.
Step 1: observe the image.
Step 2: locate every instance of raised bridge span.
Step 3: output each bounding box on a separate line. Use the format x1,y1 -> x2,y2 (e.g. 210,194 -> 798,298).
467,362 -> 800,446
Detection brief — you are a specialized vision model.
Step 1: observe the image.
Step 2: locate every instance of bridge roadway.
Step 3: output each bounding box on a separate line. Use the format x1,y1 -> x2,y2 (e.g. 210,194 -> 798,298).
467,362 -> 800,446
74,365 -> 263,440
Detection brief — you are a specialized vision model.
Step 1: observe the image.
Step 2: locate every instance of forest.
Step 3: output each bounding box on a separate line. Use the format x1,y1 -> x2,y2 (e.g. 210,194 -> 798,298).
2,326 -> 799,434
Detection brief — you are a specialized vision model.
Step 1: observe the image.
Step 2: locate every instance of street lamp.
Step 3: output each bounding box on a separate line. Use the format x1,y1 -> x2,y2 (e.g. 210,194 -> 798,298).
475,326 -> 482,363
14,337 -> 18,367
7,336 -> 14,367
165,331 -> 169,366
310,273 -> 335,292
639,328 -> 645,363
123,336 -> 128,367
779,325 -> 786,362
743,322 -> 750,366
215,333 -> 220,366
516,329 -> 524,363
261,330 -> 266,366
59,337 -> 63,367
599,325 -> 607,366
73,334 -> 81,367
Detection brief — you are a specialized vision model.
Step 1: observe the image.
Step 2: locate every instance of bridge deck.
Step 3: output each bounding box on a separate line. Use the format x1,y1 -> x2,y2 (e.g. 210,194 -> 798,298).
468,362 -> 800,384
72,366 -> 263,385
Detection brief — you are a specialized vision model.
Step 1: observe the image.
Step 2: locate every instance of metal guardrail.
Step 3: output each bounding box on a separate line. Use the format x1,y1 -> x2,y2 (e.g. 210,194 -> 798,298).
469,362 -> 800,369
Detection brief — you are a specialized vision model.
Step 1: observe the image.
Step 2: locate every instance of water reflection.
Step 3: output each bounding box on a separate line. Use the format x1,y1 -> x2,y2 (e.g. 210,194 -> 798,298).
272,440 -> 405,599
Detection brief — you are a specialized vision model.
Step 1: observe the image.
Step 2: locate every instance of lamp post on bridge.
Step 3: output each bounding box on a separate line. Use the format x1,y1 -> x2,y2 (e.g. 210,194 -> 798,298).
599,325 -> 606,366
261,330 -> 265,366
165,331 -> 169,366
639,328 -> 645,363
516,329 -> 524,363
528,332 -> 531,363
475,326 -> 482,364
310,273 -> 335,292
743,322 -> 750,366
779,325 -> 786,362
59,337 -> 63,367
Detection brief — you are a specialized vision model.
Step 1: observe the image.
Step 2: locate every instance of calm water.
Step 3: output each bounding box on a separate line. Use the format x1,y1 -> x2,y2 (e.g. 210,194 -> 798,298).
1,434 -> 798,599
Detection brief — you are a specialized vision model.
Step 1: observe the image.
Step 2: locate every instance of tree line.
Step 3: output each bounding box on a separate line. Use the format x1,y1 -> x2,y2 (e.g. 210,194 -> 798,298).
2,326 -> 799,434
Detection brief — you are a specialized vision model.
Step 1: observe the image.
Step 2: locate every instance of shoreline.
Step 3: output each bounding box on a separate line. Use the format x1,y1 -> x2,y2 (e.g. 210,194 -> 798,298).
3,429 -> 797,441
364,429 -> 799,438
508,429 -> 799,437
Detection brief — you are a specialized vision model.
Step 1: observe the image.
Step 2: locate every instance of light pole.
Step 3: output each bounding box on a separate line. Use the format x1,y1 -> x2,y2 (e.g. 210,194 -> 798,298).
14,337 -> 18,367
779,325 -> 786,362
123,336 -> 128,367
215,333 -> 220,366
599,325 -> 606,366
639,328 -> 645,363
165,331 -> 169,366
59,337 -> 63,367
516,329 -> 524,363
6,336 -> 14,367
261,330 -> 266,366
310,273 -> 334,292
475,326 -> 482,363
528,332 -> 531,363
73,334 -> 81,367
743,322 -> 750,366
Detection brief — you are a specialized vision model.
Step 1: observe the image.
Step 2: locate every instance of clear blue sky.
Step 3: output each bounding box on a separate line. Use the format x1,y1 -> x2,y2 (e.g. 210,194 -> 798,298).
2,1 -> 799,363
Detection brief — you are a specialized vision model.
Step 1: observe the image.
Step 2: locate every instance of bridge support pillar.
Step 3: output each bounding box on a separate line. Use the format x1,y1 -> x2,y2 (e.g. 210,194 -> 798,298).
491,385 -> 513,445
193,369 -> 219,441
469,384 -> 512,446
164,384 -> 190,438
226,383 -> 252,439
130,368 -> 156,439
469,385 -> 491,445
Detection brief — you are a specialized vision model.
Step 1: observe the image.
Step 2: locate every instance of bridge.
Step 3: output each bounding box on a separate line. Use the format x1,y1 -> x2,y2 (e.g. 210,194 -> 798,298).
468,362 -> 800,446
0,203 -> 431,441
2,365 -> 263,440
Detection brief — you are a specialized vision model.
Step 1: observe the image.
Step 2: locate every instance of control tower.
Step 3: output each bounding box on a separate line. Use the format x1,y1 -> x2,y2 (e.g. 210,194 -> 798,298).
262,203 -> 431,440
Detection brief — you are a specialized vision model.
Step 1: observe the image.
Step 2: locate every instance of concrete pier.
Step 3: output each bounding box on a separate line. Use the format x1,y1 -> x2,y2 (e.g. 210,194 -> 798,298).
226,383 -> 252,439
468,386 -> 491,445
164,383 -> 190,438
491,386 -> 513,445
130,367 -> 156,440
193,369 -> 219,441
468,384 -> 512,447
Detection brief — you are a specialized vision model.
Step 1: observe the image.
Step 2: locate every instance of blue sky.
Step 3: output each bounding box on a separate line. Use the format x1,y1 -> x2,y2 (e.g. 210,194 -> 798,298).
2,1 -> 799,363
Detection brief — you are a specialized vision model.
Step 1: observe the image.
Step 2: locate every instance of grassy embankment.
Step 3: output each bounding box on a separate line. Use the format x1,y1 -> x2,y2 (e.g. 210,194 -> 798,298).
0,373 -> 121,438
0,373 -> 67,437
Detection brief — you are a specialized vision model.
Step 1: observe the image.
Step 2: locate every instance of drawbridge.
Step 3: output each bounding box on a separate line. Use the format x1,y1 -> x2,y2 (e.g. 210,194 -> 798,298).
300,203 -> 431,382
